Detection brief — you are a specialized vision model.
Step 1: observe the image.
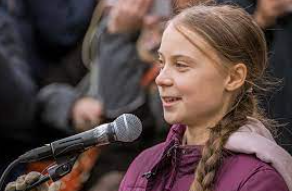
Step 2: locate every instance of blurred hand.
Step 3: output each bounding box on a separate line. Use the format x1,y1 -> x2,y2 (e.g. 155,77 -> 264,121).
254,0 -> 292,28
4,172 -> 61,191
71,97 -> 103,132
107,0 -> 153,34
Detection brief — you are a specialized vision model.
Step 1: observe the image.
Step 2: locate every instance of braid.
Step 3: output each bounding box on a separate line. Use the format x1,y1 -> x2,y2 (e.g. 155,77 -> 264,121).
190,90 -> 257,191
190,122 -> 224,191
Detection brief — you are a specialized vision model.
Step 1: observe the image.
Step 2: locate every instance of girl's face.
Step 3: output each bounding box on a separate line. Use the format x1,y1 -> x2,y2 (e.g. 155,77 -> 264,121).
156,23 -> 231,127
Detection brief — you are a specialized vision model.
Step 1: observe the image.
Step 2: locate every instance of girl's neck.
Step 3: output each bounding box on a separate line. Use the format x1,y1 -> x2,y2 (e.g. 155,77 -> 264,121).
183,125 -> 210,145
183,110 -> 227,145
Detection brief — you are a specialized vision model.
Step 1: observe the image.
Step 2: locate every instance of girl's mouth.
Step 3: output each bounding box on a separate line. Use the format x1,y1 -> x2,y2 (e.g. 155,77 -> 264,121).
162,96 -> 182,107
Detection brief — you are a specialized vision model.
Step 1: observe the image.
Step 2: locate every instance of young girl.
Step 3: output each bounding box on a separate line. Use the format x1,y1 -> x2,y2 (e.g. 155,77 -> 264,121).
118,4 -> 292,191
4,3 -> 292,191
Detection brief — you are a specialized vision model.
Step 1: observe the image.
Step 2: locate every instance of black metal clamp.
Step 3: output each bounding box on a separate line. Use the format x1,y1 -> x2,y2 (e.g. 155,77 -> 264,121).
25,155 -> 79,191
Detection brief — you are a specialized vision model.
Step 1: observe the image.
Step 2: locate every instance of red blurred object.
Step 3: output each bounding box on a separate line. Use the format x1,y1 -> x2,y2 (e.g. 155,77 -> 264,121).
26,147 -> 101,191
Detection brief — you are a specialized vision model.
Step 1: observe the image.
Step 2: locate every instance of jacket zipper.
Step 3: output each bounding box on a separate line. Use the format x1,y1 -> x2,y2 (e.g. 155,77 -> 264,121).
142,139 -> 180,180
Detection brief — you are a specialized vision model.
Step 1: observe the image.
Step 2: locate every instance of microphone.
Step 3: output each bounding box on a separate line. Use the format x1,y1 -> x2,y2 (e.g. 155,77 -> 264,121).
19,114 -> 142,162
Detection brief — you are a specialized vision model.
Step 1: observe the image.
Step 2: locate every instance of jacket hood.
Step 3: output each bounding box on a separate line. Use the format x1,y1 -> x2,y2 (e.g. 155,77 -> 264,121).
226,117 -> 292,191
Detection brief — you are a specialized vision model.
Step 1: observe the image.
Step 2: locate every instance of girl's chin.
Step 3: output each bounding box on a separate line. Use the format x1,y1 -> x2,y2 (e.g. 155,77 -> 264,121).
164,114 -> 181,125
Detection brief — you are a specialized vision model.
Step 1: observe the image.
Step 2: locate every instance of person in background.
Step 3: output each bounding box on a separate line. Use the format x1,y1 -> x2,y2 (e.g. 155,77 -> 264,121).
0,0 -> 98,189
0,3 -> 37,179
0,0 -> 100,157
1,0 -> 98,87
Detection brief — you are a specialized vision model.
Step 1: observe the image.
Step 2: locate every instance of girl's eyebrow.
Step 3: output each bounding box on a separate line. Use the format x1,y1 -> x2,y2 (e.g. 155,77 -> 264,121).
173,55 -> 196,62
157,50 -> 196,62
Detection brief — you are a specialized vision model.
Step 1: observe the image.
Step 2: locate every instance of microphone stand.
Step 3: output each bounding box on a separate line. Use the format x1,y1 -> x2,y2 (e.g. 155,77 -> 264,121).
25,154 -> 79,191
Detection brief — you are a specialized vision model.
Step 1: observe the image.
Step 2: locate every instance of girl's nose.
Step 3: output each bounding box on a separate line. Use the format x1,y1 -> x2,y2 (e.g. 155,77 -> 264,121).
155,67 -> 173,87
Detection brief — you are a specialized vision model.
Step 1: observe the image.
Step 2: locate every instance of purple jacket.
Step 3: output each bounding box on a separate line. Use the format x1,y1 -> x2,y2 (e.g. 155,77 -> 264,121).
119,124 -> 289,191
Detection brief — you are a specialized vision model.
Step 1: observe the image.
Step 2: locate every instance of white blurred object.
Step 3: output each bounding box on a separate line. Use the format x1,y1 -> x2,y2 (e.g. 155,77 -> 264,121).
105,0 -> 173,17
149,0 -> 173,18
105,0 -> 117,7
287,4 -> 292,12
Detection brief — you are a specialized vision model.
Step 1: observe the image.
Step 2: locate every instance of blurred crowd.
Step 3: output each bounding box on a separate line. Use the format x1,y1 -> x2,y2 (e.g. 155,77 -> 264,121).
0,0 -> 291,191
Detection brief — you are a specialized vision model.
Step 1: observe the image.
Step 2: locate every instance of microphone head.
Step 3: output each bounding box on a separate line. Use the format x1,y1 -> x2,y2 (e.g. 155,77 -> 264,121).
113,114 -> 142,142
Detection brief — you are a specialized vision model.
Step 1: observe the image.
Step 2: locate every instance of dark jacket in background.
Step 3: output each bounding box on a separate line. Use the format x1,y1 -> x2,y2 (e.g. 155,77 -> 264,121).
0,0 -> 98,172
1,0 -> 97,86
0,7 -> 37,173
217,0 -> 292,154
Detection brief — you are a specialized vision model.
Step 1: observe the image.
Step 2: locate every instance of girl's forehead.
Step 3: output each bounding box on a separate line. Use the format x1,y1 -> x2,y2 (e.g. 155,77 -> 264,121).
161,23 -> 213,57
159,24 -> 199,57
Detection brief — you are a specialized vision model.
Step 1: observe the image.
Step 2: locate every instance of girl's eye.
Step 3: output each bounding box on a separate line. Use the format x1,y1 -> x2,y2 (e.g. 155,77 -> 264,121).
175,62 -> 188,68
157,59 -> 165,70
157,58 -> 163,64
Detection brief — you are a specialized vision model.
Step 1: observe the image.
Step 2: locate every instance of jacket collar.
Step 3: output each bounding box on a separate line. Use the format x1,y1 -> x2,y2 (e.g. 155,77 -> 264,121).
142,124 -> 201,180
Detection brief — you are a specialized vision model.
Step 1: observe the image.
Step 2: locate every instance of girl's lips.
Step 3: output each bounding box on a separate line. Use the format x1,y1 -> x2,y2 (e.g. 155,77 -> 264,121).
161,96 -> 182,107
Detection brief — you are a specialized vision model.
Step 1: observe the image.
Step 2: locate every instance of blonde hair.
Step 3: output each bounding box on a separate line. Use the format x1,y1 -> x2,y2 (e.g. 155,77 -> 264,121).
170,3 -> 274,191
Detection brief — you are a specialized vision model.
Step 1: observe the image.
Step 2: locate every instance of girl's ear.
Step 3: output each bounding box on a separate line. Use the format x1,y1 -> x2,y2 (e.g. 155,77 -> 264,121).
225,63 -> 247,92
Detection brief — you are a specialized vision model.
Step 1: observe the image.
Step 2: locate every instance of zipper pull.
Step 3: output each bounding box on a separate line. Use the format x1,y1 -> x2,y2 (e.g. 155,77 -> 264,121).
173,141 -> 179,165
142,171 -> 156,179
166,140 -> 176,157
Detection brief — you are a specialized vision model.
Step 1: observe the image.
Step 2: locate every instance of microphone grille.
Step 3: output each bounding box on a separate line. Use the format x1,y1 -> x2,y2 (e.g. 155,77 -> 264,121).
113,114 -> 142,142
